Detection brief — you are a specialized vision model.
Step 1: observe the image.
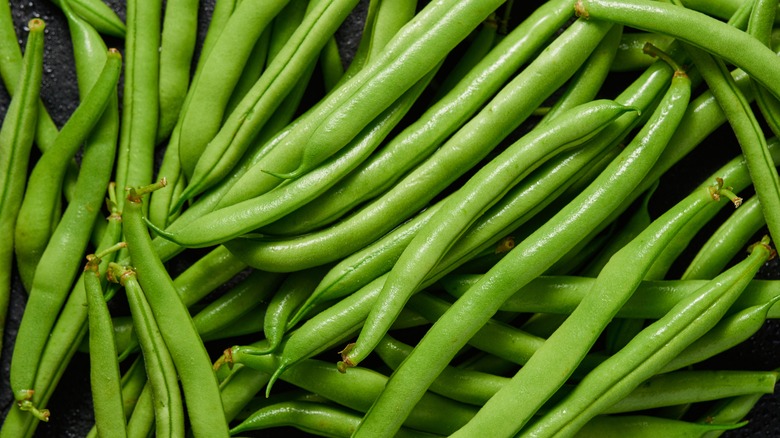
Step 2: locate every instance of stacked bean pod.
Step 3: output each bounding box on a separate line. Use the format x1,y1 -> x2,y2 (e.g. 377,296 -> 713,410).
1,0 -> 780,437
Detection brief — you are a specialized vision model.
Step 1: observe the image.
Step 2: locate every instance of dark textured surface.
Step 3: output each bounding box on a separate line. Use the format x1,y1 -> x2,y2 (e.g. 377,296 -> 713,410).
0,1 -> 778,437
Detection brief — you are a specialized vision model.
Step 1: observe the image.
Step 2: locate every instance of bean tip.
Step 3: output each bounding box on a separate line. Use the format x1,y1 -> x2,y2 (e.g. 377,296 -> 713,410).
574,0 -> 588,19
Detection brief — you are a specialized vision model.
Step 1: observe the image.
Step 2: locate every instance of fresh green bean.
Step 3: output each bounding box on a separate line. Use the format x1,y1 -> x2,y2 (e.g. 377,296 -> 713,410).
260,0 -> 577,235
341,0 -> 417,81
218,346 -> 478,435
192,269 -> 282,339
260,267 -> 327,354
575,415 -> 744,437
0,18 -> 43,360
1,183 -> 124,437
10,37 -> 120,423
682,42 -> 780,261
576,0 -> 780,99
175,0 -> 291,179
611,32 -> 675,72
434,16 -> 498,99
0,5 -> 61,156
342,99 -> 634,370
153,63 -> 438,247
14,49 -> 121,289
49,0 -> 126,38
125,384 -> 155,438
231,401 -> 436,437
223,26 -> 272,118
684,194 -> 766,279
155,0 -> 199,142
225,18 -> 615,271
352,56 -> 693,437
85,248 -> 128,438
109,262 -> 185,438
174,0 -> 360,206
522,237 -> 773,437
660,293 -> 780,372
320,36 -> 344,92
699,391 -> 767,438
115,0 -> 161,209
123,181 -> 230,437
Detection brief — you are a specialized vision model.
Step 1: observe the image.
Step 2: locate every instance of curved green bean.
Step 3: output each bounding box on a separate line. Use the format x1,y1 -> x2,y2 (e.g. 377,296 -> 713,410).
14,49 -> 121,289
0,18 -> 44,361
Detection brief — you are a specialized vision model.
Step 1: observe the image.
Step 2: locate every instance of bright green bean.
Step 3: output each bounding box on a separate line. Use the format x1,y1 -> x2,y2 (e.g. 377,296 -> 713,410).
522,237 -> 773,437
14,49 -> 121,289
109,263 -> 183,438
123,182 -> 230,437
50,0 -> 126,38
353,57 -> 692,437
684,194 -> 766,279
174,0 -> 360,206
610,32 -> 675,72
260,0 -> 577,235
155,0 -> 199,142
576,0 -> 780,99
225,18 -> 615,272
115,0 -> 161,209
175,0 -> 291,179
0,18 -> 43,362
342,99 -> 634,369
576,415 -> 744,437
153,64 -> 437,246
85,249 -> 128,438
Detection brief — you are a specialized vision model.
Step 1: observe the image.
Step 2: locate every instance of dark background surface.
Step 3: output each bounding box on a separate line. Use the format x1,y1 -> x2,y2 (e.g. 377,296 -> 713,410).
1,0 -> 779,436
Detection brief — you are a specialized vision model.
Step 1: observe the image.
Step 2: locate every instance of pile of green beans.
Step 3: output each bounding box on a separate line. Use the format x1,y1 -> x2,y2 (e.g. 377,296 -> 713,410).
3,0 -> 780,437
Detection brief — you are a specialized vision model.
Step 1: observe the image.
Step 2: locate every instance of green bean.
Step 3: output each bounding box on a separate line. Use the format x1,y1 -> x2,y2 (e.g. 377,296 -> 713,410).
225,18 -> 615,271
231,401 -> 436,437
352,55 -> 693,437
0,18 -> 43,360
434,16 -> 498,99
577,0 -> 780,99
11,45 -> 120,425
681,0 -> 780,24
600,369 -> 778,414
522,237 -> 773,437
1,183 -> 124,437
50,0 -> 126,38
218,346 -> 478,435
699,392 -> 767,438
109,263 -> 185,438
155,0 -> 199,143
174,0 -> 360,206
115,0 -> 161,209
0,5 -> 61,156
660,293 -> 780,372
223,26 -> 272,118
260,0 -> 577,235
123,181 -> 230,437
259,267 -> 327,354
320,36 -> 344,92
231,391 -> 331,422
747,0 -> 780,144
218,363 -> 271,422
252,0 -> 507,181
541,24 -> 623,122
14,49 -> 121,289
445,274 -> 780,319
684,194 -> 766,279
125,384 -> 155,438
153,63 -> 438,247
341,0 -> 417,81
682,42 -> 780,262
611,32 -> 675,72
192,269 -> 282,339
85,248 -> 128,438
175,0 -> 291,179
341,100 -> 635,369
172,245 -> 248,308
575,415 -> 744,437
